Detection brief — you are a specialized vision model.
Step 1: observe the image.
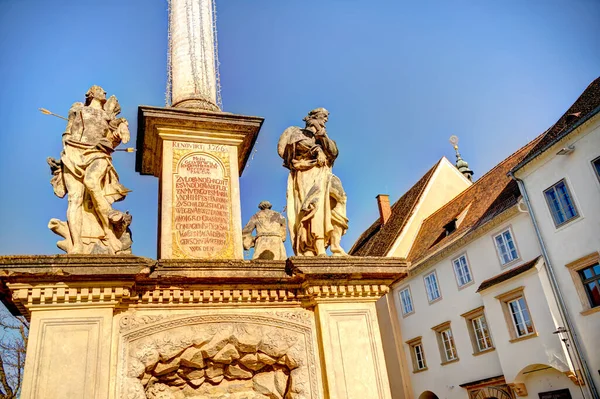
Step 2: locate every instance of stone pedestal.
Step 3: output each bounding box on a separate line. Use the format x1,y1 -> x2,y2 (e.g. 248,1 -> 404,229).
136,106 -> 263,259
0,255 -> 406,399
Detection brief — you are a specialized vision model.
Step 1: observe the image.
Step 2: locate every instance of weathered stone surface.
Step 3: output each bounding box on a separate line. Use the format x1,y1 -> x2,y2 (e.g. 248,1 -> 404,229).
225,363 -> 253,380
179,347 -> 205,369
257,353 -> 276,365
188,377 -> 205,388
207,374 -> 224,384
205,362 -> 224,379
178,367 -> 204,380
234,327 -> 262,353
278,108 -> 348,257
146,382 -> 175,399
213,343 -> 240,364
239,353 -> 266,371
128,359 -> 145,378
242,201 -> 287,260
274,369 -> 288,397
48,85 -> 133,255
200,330 -> 232,358
154,358 -> 181,376
253,371 -> 283,399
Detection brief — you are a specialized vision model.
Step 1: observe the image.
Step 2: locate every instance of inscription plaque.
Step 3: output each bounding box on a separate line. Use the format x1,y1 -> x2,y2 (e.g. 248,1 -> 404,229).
171,142 -> 233,258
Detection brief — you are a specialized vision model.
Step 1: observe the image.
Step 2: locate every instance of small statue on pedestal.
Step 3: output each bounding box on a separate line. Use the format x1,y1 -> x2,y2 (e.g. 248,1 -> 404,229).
278,108 -> 349,257
242,201 -> 287,260
47,85 -> 133,254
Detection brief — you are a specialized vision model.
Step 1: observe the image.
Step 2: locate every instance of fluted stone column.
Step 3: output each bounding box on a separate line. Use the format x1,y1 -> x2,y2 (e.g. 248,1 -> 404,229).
170,0 -> 219,111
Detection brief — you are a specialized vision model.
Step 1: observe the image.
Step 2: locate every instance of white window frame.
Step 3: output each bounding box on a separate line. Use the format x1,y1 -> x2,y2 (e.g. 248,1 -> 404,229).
440,328 -> 457,361
472,316 -> 493,351
508,297 -> 534,338
493,227 -> 520,266
399,286 -> 414,316
452,254 -> 473,288
413,343 -> 426,370
544,179 -> 579,227
423,271 -> 441,303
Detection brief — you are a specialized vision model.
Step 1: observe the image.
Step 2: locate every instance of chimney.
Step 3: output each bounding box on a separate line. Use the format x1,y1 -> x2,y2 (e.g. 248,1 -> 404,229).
376,194 -> 391,226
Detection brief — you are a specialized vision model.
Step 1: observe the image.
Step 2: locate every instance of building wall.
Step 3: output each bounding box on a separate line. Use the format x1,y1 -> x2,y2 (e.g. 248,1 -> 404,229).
391,212 -> 545,399
479,264 -> 572,383
516,113 -> 600,390
522,368 -> 585,399
389,158 -> 471,258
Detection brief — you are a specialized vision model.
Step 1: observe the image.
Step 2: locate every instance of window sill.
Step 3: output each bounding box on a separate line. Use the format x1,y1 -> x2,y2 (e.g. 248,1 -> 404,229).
509,332 -> 538,343
553,215 -> 583,232
457,280 -> 475,291
440,358 -> 460,366
402,311 -> 415,319
472,347 -> 495,357
428,297 -> 442,306
413,367 -> 428,374
500,257 -> 522,270
580,306 -> 600,316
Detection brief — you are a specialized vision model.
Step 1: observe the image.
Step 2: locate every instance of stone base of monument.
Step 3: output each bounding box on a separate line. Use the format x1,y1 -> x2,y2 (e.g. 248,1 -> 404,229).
0,255 -> 405,399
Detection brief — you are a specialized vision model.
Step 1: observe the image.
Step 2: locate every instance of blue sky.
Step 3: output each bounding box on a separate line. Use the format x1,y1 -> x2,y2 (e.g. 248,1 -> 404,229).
0,0 -> 598,258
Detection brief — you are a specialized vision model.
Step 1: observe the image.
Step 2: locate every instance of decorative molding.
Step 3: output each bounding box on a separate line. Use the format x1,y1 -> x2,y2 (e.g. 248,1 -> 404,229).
7,282 -> 133,318
508,382 -> 528,397
563,370 -> 585,386
118,312 -> 321,399
302,283 -> 389,304
133,286 -> 300,306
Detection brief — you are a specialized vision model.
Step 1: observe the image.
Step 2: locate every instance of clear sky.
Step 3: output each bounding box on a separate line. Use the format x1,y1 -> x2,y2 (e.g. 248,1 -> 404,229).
0,0 -> 598,258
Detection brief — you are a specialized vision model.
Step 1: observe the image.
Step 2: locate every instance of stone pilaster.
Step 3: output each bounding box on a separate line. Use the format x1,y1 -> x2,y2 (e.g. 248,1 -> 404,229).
136,106 -> 263,259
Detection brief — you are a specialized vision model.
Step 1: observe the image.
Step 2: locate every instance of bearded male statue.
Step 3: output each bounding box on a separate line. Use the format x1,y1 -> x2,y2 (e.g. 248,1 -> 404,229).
242,201 -> 287,260
47,85 -> 133,254
277,108 -> 348,256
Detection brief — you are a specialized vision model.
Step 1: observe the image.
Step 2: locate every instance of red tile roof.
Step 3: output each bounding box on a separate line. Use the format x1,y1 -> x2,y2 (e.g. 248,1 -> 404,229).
349,160 -> 440,257
513,76 -> 600,172
407,136 -> 543,264
477,256 -> 542,292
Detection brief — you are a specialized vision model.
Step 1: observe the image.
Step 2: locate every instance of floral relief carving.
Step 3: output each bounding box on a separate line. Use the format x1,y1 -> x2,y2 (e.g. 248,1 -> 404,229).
119,312 -> 319,399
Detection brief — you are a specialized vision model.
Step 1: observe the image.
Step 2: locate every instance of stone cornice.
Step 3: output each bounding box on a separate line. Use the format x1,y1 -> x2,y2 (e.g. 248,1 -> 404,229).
136,106 -> 263,177
0,255 -> 408,316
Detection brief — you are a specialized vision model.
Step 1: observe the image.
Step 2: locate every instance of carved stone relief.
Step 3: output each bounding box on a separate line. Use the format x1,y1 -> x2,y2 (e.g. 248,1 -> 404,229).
119,312 -> 320,399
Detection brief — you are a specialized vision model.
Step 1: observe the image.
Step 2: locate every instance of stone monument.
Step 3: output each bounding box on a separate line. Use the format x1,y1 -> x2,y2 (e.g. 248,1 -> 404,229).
242,201 -> 287,260
47,86 -> 133,255
278,108 -> 348,256
0,1 -> 406,398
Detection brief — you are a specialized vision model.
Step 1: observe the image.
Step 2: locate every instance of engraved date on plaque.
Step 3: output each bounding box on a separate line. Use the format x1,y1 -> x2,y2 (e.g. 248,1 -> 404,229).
172,142 -> 232,258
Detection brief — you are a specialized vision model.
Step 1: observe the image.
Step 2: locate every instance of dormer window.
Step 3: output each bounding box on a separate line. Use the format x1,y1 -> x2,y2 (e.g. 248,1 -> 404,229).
443,219 -> 457,236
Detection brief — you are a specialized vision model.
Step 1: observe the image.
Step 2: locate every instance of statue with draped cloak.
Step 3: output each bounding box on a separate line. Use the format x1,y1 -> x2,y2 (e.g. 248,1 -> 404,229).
277,108 -> 348,256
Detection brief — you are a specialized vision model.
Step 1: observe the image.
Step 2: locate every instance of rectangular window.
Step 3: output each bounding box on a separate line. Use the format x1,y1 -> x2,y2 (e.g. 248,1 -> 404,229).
472,316 -> 493,351
424,271 -> 441,302
452,255 -> 473,287
414,344 -> 426,370
508,297 -> 534,337
544,180 -> 578,227
579,263 -> 600,308
431,321 -> 459,364
593,156 -> 600,182
399,287 -> 414,316
494,229 -> 519,265
496,287 -> 537,342
440,329 -> 457,361
406,336 -> 427,372
461,306 -> 494,354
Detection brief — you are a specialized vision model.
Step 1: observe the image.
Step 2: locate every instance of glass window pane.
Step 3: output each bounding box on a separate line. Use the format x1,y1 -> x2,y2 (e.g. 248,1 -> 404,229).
593,264 -> 600,276
594,158 -> 600,178
545,189 -> 565,224
582,268 -> 594,279
586,282 -> 600,307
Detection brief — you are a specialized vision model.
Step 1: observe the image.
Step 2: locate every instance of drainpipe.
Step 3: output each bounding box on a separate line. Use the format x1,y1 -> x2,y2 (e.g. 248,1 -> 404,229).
509,172 -> 599,399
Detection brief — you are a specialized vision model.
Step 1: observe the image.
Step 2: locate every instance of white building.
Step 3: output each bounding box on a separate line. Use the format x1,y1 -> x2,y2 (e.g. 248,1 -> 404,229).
351,77 -> 600,399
